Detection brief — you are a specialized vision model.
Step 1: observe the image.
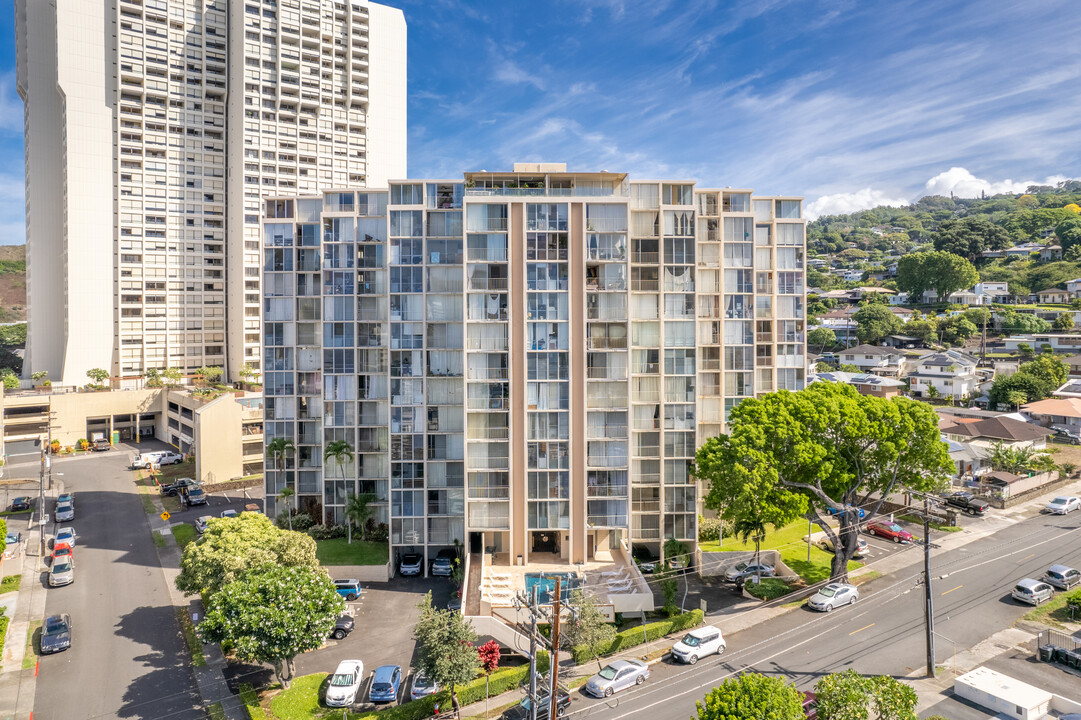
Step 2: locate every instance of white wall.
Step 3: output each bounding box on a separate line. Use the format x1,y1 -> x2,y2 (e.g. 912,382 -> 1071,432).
365,2 -> 408,186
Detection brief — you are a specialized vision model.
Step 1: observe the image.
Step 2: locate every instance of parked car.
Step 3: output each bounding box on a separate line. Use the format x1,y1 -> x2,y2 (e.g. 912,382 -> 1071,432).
670,625 -> 726,664
92,439 -> 111,451
160,478 -> 202,496
409,671 -> 439,701
826,505 -> 866,520
10,497 -> 32,512
817,536 -> 869,558
55,527 -> 76,547
633,546 -> 659,574
585,659 -> 650,697
1043,564 -> 1081,590
57,492 -> 75,507
40,613 -> 72,654
49,560 -> 74,587
398,552 -> 423,576
864,521 -> 913,544
132,452 -> 167,469
157,451 -> 184,466
430,548 -> 459,577
184,487 -> 208,507
52,540 -> 73,557
1046,496 -> 1081,515
504,684 -> 570,719
369,664 -> 402,703
723,562 -> 775,583
334,579 -> 362,601
220,509 -> 238,519
6,531 -> 22,547
1051,424 -> 1081,444
5,531 -> 21,559
194,516 -> 213,534
330,614 -> 354,640
807,583 -> 859,612
1012,578 -> 1055,605
325,659 -> 365,707
55,501 -> 75,522
940,491 -> 989,516
51,545 -> 74,566
802,691 -> 819,720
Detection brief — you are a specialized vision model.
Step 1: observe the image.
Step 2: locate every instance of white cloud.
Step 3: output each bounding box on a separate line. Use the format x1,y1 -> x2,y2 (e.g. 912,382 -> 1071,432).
923,167 -> 1035,197
492,60 -> 545,90
806,188 -> 911,220
0,73 -> 24,134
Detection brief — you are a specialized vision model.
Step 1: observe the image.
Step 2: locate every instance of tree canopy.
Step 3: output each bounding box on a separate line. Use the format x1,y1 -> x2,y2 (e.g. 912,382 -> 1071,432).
413,592 -> 479,705
808,327 -> 837,353
561,589 -> 617,671
988,354 -> 1068,409
932,217 -> 1013,261
853,304 -> 903,345
997,309 -> 1051,335
198,565 -> 343,688
695,383 -> 952,581
695,673 -> 805,720
175,512 -> 318,596
895,251 -> 979,302
815,670 -> 918,720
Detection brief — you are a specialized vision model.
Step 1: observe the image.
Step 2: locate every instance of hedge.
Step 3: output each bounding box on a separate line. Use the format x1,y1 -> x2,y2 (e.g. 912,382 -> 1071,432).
571,609 -> 703,665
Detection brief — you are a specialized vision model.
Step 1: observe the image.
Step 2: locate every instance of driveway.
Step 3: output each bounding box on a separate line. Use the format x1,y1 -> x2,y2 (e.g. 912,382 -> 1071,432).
33,443 -> 203,720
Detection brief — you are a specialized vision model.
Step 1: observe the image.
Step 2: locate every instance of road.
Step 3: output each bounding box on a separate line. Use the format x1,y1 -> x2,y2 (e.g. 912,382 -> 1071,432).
31,446 -> 203,720
564,508 -> 1081,720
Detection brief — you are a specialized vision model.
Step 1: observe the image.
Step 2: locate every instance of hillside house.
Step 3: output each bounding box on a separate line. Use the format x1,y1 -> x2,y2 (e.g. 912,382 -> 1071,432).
811,371 -> 905,398
1035,288 -> 1070,304
1040,245 -> 1063,261
838,344 -> 906,376
906,349 -> 981,400
1021,396 -> 1081,432
939,415 -> 1052,451
1002,334 -> 1081,354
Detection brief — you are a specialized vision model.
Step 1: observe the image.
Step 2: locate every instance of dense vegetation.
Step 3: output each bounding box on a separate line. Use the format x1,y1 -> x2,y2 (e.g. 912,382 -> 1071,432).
808,181 -> 1081,296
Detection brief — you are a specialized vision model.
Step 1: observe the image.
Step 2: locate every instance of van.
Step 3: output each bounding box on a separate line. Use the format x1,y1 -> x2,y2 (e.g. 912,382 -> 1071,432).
670,625 -> 726,664
1043,564 -> 1081,590
132,452 -> 166,469
1012,578 -> 1054,605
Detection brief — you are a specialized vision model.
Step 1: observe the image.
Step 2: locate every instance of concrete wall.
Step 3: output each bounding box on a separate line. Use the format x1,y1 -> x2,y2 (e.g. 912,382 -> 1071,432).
697,549 -> 798,581
322,563 -> 392,584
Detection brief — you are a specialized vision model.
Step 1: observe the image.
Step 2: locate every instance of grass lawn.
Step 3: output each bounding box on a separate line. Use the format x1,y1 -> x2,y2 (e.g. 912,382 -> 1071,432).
207,702 -> 226,720
1,574 -> 22,594
1022,592 -> 1078,628
0,509 -> 32,518
0,612 -> 9,662
173,524 -> 198,550
23,620 -> 41,669
896,514 -> 962,533
315,538 -> 388,566
270,673 -> 328,720
702,520 -> 863,585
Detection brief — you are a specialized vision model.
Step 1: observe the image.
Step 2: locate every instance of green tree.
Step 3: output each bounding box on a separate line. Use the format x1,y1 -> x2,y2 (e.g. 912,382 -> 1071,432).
1006,208 -> 1074,239
413,592 -> 479,709
0,369 -> 18,389
31,370 -> 47,385
344,492 -> 375,544
323,439 -> 354,525
86,368 -> 110,385
853,304 -> 903,344
1005,390 -> 1028,410
162,367 -> 182,386
937,316 -> 978,346
896,251 -> 979,302
901,319 -> 938,344
932,217 -> 1012,262
238,362 -> 261,384
175,512 -> 318,597
144,368 -> 162,387
999,310 -> 1051,335
962,307 -> 990,327
277,487 -> 296,531
562,589 -> 617,671
198,565 -> 343,689
1017,342 -> 1034,357
695,383 -> 952,582
1055,312 -> 1075,330
695,673 -> 805,720
1056,217 -> 1081,251
266,437 -> 296,525
808,327 -> 837,353
815,670 -> 917,720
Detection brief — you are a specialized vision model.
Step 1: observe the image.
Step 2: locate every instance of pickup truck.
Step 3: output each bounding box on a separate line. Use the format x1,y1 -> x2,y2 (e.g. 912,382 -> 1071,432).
939,491 -> 989,516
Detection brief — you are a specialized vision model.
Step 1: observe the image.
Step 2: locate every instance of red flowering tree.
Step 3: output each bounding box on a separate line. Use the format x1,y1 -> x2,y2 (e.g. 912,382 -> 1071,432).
477,640 -> 502,718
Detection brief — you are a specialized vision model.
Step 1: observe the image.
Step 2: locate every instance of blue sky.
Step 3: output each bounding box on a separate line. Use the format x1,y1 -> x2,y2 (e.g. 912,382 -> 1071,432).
0,0 -> 1078,241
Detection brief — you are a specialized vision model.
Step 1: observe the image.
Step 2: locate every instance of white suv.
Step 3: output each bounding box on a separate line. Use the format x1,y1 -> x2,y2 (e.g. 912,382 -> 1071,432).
670,625 -> 725,664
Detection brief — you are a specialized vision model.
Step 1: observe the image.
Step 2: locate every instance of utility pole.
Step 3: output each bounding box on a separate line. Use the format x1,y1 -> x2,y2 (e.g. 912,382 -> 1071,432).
527,585 -> 539,720
548,579 -> 562,720
923,495 -> 936,677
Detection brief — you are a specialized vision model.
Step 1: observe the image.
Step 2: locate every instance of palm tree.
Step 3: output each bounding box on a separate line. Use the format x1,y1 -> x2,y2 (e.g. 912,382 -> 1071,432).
266,437 -> 296,525
323,440 -> 355,527
344,493 -> 375,545
732,516 -> 768,580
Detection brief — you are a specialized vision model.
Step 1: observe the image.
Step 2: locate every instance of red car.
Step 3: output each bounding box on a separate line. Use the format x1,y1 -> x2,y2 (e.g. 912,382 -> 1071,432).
51,544 -> 74,565
802,691 -> 818,720
865,520 -> 913,544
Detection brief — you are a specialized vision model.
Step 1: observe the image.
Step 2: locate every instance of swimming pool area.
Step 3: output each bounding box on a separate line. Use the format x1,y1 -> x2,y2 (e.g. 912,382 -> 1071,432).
524,571 -> 580,604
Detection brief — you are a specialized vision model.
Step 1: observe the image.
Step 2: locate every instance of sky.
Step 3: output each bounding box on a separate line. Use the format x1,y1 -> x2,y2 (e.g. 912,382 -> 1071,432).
0,0 -> 1078,241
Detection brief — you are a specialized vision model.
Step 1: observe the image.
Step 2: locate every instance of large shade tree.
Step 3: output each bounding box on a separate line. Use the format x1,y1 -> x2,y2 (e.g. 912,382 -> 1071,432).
695,673 -> 805,720
198,565 -> 343,688
695,383 -> 953,582
175,512 -> 318,596
896,251 -> 979,302
413,592 -> 479,710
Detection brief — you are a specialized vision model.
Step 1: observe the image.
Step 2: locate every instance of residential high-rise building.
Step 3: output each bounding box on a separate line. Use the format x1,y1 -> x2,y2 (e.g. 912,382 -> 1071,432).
261,163 -> 806,572
15,0 -> 406,387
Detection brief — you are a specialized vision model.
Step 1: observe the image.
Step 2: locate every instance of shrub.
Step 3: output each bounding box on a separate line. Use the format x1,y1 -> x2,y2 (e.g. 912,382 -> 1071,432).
744,578 -> 792,601
306,524 -> 347,540
368,522 -> 389,543
571,609 -> 703,664
698,516 -> 731,542
77,439 -> 89,451
276,512 -> 313,532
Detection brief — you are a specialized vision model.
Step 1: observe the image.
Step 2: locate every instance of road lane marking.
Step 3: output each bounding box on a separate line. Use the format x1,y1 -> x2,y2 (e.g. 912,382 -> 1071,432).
1018,553 -> 1035,563
848,623 -> 875,636
941,585 -> 963,596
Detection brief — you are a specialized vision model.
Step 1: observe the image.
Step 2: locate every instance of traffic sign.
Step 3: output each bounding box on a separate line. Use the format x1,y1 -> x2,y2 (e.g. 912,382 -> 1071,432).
160,511 -> 171,521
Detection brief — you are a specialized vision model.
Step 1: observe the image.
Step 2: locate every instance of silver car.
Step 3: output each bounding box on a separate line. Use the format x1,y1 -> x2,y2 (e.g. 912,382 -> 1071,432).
584,659 -> 650,698
49,560 -> 74,587
55,501 -> 75,522
1046,496 -> 1081,515
806,582 -> 859,612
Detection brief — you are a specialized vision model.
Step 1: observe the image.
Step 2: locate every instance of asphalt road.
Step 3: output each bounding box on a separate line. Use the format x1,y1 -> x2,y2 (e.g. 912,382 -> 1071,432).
32,445 -> 203,720
561,509 -> 1081,720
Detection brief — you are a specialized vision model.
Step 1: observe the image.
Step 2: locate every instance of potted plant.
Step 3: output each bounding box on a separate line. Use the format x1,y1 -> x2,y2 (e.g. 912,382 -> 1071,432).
31,370 -> 49,388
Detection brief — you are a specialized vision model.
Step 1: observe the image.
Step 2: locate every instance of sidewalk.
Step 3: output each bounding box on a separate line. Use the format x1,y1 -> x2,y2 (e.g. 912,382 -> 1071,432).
0,487 -> 55,720
143,478 -> 248,720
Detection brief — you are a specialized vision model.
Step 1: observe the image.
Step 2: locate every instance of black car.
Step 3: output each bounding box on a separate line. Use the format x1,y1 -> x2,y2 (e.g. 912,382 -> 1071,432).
185,487 -> 208,507
503,684 -> 570,719
330,614 -> 354,640
41,613 -> 72,654
939,491 -> 989,516
10,497 -> 32,512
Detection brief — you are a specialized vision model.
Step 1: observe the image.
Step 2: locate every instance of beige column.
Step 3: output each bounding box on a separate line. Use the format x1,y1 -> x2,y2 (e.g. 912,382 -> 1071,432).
569,203 -> 587,564
509,203 -> 527,564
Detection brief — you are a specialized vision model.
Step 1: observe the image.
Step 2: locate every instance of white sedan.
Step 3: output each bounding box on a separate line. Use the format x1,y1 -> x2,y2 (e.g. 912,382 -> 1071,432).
1046,496 -> 1081,515
806,582 -> 859,612
325,660 -> 364,707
